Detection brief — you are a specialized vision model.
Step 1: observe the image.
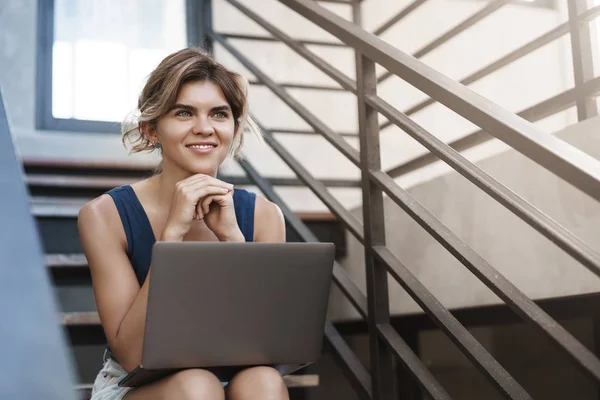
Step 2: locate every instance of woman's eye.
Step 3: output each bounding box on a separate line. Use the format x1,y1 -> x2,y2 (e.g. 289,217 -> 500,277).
214,111 -> 229,119
175,110 -> 192,117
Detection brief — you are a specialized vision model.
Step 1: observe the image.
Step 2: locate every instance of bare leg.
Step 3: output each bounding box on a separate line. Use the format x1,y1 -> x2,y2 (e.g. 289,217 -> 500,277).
124,369 -> 225,400
227,366 -> 289,400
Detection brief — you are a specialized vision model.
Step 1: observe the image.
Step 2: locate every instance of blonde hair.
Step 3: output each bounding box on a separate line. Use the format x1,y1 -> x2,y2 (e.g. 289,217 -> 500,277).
122,47 -> 261,159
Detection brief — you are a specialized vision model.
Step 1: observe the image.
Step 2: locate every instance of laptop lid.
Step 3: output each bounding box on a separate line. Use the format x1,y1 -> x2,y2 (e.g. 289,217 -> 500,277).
141,242 -> 335,370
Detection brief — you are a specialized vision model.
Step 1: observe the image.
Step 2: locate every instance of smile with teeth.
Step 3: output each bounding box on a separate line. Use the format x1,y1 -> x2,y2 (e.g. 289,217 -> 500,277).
186,144 -> 216,149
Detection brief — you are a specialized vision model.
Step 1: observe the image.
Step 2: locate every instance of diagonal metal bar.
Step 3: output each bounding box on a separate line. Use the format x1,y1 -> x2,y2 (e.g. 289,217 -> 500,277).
376,324 -> 452,400
374,249 -> 531,400
219,32 -> 346,47
280,0 -> 600,202
237,156 -> 368,318
249,80 -> 347,92
250,119 -> 364,247
325,322 -> 373,400
253,119 -> 364,242
372,0 -> 429,36
370,170 -> 600,384
379,3 -> 600,131
267,128 -> 358,138
224,0 -> 356,93
213,32 -> 361,167
385,75 -> 600,178
376,0 -> 508,84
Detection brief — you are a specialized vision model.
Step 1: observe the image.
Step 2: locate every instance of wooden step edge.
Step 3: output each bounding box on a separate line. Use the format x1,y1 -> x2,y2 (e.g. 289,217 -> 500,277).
22,157 -> 157,172
74,374 -> 318,394
27,174 -> 135,189
46,254 -> 88,268
61,312 -> 100,326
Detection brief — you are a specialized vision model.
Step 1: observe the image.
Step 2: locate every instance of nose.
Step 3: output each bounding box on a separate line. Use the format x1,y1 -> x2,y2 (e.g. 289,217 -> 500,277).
193,115 -> 214,136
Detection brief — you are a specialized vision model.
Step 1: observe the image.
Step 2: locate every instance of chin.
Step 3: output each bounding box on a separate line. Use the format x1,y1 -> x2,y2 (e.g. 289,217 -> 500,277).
184,160 -> 221,176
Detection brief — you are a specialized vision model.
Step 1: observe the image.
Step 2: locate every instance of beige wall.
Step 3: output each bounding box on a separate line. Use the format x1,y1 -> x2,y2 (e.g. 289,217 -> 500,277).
330,115 -> 600,321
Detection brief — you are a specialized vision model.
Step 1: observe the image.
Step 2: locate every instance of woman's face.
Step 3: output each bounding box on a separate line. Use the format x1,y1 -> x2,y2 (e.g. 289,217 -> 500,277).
151,80 -> 236,176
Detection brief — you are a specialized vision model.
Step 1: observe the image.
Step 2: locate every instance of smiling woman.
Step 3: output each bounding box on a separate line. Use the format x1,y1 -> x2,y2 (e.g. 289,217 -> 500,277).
77,47 -> 287,400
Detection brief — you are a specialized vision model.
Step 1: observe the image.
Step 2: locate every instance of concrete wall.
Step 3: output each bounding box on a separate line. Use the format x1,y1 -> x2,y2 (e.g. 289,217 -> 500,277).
330,114 -> 600,321
0,0 -> 580,212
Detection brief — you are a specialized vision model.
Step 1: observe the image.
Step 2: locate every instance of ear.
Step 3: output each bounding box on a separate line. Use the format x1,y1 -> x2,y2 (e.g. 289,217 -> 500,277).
141,121 -> 158,143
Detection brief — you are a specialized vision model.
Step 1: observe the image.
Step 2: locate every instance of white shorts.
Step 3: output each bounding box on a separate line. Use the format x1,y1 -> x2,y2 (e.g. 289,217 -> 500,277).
90,350 -> 233,399
90,353 -> 132,400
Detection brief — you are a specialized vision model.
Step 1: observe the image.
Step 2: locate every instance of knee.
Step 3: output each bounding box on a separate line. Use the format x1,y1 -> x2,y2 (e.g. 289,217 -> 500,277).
228,367 -> 288,399
168,369 -> 225,400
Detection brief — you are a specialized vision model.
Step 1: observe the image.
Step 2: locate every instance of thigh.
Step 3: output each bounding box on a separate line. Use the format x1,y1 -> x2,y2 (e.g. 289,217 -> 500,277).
124,369 -> 225,400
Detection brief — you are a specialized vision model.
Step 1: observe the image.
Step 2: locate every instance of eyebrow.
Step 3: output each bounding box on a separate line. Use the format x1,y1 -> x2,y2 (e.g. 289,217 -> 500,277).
169,104 -> 231,113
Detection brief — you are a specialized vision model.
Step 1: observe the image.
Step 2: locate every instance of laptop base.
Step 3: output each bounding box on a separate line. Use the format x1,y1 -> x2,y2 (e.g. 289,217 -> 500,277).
118,363 -> 312,388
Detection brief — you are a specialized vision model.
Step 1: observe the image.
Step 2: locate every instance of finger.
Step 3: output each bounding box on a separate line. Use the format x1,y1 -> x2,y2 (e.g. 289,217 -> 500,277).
206,193 -> 231,210
191,175 -> 234,191
200,195 -> 214,215
176,174 -> 210,189
183,185 -> 230,207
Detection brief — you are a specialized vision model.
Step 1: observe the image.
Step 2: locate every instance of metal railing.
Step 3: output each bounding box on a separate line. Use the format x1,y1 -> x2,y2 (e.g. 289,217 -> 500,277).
205,0 -> 600,398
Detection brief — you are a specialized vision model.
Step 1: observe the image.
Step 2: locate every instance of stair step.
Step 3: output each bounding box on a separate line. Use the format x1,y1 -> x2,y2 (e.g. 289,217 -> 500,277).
62,312 -> 100,326
46,254 -> 88,268
28,174 -> 135,189
75,374 -> 318,397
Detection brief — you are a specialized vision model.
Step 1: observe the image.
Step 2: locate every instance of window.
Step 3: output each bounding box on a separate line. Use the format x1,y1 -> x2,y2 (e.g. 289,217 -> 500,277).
37,0 -> 189,133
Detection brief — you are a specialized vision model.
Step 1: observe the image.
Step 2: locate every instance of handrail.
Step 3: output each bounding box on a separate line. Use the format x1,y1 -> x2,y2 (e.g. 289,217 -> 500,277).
216,28 -> 540,398
216,1 -> 600,396
279,0 -> 600,203
214,16 -> 600,379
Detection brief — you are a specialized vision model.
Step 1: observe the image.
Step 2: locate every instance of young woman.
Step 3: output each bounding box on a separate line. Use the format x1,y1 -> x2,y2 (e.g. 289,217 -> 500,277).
78,47 -> 288,400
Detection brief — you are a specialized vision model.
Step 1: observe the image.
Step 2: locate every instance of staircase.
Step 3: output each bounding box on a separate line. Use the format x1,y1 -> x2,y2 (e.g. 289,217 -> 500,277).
2,0 -> 600,399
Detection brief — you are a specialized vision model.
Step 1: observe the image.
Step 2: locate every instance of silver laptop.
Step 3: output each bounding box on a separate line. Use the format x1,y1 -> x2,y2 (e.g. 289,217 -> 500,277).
119,242 -> 335,387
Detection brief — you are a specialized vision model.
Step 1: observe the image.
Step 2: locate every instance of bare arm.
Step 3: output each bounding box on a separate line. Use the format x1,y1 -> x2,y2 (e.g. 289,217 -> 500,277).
78,195 -> 150,372
253,195 -> 286,243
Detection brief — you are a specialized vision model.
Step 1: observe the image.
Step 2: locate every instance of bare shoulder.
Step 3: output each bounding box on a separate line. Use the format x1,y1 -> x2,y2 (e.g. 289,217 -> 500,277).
78,194 -> 117,226
253,195 -> 285,242
78,194 -> 125,248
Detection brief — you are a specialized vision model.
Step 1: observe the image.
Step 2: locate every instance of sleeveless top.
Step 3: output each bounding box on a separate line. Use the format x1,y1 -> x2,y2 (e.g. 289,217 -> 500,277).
106,185 -> 256,286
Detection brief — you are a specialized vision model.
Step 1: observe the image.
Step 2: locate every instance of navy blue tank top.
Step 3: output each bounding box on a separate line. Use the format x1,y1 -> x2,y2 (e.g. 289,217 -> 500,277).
107,185 -> 256,285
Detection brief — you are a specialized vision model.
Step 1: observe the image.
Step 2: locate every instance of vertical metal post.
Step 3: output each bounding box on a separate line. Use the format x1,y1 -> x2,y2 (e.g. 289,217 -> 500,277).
353,2 -> 396,399
187,0 -> 214,54
568,0 -> 597,121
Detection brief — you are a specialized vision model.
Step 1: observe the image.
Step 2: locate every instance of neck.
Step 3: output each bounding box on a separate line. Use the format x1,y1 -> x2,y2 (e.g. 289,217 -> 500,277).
154,158 -> 218,208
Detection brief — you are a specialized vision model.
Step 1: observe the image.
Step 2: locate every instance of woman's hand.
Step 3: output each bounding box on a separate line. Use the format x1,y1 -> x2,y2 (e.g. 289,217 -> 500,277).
161,174 -> 243,242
